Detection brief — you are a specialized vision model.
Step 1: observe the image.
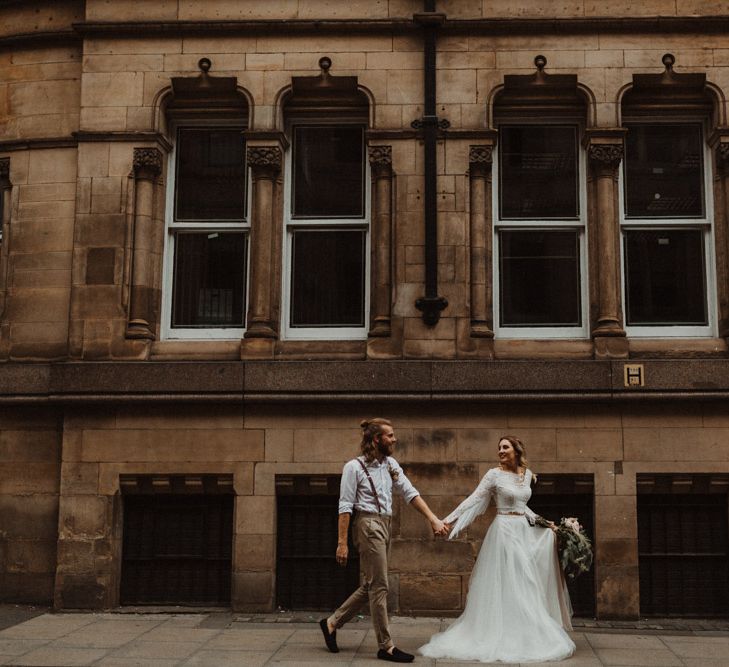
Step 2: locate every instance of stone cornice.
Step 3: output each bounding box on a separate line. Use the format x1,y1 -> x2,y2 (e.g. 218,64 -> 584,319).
68,16 -> 729,38
0,137 -> 78,152
3,360 -> 729,404
0,30 -> 80,50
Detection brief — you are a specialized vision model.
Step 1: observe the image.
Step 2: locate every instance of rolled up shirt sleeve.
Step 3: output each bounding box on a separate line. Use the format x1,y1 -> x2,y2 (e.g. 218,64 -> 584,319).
390,458 -> 420,504
338,460 -> 358,514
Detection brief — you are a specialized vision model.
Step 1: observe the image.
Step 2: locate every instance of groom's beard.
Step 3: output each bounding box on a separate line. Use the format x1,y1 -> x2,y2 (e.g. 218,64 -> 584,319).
376,441 -> 393,458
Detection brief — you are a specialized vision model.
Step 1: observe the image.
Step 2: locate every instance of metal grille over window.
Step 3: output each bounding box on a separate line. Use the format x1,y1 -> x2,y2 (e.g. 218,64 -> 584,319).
637,474 -> 729,617
276,476 -> 360,610
120,475 -> 234,606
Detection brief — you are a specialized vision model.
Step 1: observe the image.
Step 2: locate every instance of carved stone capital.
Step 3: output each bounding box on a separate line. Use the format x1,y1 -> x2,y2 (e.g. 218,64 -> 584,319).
716,143 -> 729,173
133,148 -> 163,179
368,145 -> 393,178
0,157 -> 10,187
587,143 -> 624,172
247,146 -> 282,176
469,145 -> 493,177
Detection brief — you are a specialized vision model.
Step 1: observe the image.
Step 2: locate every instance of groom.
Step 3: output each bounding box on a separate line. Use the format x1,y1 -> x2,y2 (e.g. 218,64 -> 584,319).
320,418 -> 448,663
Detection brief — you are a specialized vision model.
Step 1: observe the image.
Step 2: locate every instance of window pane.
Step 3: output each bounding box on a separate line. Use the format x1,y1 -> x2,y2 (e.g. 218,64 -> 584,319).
175,128 -> 246,221
499,230 -> 581,327
172,232 -> 247,327
293,126 -> 364,218
500,125 -> 578,219
625,124 -> 703,218
291,230 -> 365,327
624,229 -> 707,325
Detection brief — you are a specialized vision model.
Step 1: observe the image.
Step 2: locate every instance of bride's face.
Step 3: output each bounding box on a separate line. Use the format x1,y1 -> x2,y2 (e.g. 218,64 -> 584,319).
498,439 -> 517,468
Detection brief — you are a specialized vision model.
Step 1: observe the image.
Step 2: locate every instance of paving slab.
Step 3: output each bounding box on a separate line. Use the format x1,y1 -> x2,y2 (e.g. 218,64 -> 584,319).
11,646 -> 107,666
182,650 -> 270,666
592,647 -> 683,666
107,640 -> 202,661
0,615 -> 94,641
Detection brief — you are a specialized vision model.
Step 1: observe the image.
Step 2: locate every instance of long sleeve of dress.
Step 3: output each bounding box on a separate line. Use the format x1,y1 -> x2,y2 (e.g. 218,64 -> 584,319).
444,468 -> 497,539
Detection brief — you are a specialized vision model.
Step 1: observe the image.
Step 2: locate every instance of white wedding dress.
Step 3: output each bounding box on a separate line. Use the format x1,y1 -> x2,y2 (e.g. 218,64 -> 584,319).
420,468 -> 575,663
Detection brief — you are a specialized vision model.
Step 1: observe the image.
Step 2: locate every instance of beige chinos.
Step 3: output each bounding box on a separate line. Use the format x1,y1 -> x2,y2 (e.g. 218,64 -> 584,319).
328,512 -> 393,651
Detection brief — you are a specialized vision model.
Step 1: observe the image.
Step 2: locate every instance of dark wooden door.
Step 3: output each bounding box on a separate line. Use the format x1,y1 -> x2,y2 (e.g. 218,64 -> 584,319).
528,474 -> 596,617
121,494 -> 233,605
638,492 -> 729,617
276,491 -> 360,610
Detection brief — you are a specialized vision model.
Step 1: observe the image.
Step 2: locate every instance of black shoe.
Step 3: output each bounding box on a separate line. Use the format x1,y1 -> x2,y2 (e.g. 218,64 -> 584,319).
377,647 -> 415,663
319,618 -> 339,653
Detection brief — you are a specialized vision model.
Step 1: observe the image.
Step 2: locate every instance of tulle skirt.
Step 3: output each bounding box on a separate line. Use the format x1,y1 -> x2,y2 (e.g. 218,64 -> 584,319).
419,515 -> 576,663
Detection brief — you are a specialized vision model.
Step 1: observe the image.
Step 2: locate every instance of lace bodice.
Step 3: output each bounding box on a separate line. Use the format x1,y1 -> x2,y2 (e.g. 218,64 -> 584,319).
445,467 -> 537,538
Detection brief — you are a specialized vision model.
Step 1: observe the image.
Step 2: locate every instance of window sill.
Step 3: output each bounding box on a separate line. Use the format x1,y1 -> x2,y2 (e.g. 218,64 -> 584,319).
150,340 -> 241,361
493,339 -> 593,359
274,339 -> 367,360
628,338 -> 728,358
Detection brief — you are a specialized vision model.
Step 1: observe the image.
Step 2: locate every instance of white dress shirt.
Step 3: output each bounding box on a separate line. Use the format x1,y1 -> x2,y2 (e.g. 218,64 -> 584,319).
338,456 -> 420,516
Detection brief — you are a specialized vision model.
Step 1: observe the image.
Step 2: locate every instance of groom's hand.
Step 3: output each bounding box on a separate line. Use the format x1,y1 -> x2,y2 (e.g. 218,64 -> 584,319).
336,543 -> 348,566
431,518 -> 448,536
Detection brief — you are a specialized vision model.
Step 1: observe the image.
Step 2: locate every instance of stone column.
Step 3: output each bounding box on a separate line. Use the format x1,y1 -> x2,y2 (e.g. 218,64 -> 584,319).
0,158 -> 11,321
368,145 -> 393,338
468,145 -> 495,339
712,136 -> 729,340
244,146 -> 282,341
127,148 -> 162,340
585,131 -> 628,359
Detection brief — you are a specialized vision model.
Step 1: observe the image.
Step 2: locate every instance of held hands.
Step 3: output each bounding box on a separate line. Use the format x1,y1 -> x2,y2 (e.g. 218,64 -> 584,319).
431,518 -> 450,537
335,542 -> 348,567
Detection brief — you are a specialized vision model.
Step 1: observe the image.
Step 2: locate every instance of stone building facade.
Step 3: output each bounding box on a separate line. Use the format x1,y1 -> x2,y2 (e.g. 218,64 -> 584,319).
1,0 -> 729,619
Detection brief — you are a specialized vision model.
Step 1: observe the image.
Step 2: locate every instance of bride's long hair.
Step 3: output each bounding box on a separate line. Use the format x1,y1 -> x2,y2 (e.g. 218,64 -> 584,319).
500,434 -> 529,471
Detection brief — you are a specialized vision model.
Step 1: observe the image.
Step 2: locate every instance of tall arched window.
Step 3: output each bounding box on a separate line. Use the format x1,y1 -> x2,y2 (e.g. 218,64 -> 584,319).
492,58 -> 589,339
620,56 -> 716,337
281,61 -> 370,340
161,62 -> 250,339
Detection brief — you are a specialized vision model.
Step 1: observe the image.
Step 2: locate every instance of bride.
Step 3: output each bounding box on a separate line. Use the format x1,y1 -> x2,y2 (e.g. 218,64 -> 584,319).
419,435 -> 575,663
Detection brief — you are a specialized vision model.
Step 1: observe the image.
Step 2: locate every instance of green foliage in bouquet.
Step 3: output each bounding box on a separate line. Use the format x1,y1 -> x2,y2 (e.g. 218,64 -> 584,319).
535,515 -> 593,580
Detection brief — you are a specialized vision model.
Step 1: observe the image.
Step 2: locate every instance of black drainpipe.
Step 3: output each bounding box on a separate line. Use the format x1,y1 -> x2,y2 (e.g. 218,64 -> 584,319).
413,1 -> 448,326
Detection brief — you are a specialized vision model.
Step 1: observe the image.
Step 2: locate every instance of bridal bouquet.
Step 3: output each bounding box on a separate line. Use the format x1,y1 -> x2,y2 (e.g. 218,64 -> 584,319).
535,515 -> 593,579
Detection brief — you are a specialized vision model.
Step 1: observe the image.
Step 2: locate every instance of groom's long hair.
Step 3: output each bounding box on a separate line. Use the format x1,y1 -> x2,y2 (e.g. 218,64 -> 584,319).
500,434 -> 529,470
360,417 -> 392,462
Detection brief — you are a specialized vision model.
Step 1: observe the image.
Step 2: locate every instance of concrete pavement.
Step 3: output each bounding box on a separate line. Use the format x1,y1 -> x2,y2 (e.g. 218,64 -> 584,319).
0,609 -> 727,666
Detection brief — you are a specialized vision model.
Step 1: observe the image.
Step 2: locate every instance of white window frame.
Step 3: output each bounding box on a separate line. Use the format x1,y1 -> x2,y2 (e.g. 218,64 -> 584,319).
281,120 -> 370,341
161,121 -> 251,340
619,118 -> 716,338
493,121 -> 589,339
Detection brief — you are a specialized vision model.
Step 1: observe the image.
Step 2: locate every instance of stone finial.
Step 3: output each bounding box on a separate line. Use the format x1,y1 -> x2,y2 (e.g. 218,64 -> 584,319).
368,146 -> 392,178
246,146 -> 282,172
587,143 -> 624,171
133,148 -> 163,179
469,145 -> 493,177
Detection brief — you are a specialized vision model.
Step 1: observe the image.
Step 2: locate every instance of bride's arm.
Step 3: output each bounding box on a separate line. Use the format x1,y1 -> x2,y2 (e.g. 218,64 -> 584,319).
443,468 -> 496,539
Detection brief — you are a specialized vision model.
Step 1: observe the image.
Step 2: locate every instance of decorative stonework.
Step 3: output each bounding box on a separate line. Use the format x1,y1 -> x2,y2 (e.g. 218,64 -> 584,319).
132,148 -> 163,179
469,145 -> 493,177
587,144 -> 624,170
368,145 -> 392,179
716,143 -> 729,172
247,146 -> 282,169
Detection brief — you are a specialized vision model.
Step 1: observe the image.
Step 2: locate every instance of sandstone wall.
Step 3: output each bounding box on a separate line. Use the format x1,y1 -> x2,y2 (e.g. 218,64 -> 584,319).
0,406 -> 61,604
